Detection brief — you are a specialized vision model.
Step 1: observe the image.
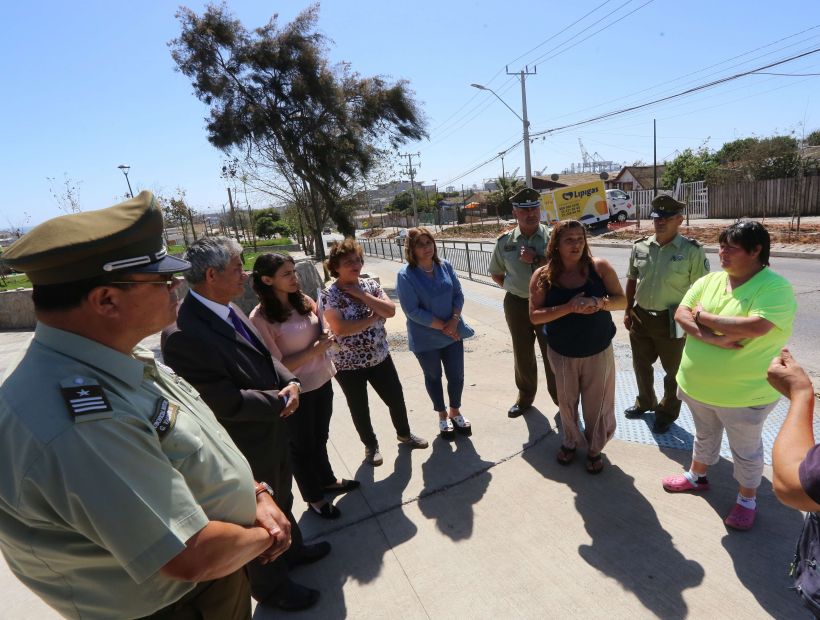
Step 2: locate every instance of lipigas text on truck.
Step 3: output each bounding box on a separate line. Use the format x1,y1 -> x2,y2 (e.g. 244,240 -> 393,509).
539,181 -> 634,228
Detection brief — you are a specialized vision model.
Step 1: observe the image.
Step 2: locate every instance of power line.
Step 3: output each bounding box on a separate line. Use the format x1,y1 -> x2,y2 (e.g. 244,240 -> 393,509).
530,25 -> 820,127
429,1 -> 645,139
506,0 -> 618,68
527,0 -> 655,67
753,71 -> 820,76
441,47 -> 820,186
529,46 -> 820,139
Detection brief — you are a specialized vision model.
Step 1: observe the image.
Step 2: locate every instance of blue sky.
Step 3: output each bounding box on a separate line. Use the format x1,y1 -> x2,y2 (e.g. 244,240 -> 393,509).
2,0 -> 819,227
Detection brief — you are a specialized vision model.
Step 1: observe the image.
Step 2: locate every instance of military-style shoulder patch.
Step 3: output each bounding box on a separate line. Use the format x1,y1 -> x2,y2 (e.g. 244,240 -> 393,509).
152,398 -> 179,439
683,236 -> 702,247
59,377 -> 113,422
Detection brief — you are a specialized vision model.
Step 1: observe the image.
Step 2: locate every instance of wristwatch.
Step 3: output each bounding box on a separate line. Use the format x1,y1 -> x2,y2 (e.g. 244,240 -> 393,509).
255,481 -> 275,500
286,380 -> 301,394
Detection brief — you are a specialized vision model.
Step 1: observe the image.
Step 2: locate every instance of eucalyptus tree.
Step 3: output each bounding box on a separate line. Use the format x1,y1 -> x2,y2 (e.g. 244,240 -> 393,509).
170,3 -> 426,257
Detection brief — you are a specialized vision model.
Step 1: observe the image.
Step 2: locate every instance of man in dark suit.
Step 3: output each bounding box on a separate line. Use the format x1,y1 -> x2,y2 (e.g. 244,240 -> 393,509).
162,236 -> 329,612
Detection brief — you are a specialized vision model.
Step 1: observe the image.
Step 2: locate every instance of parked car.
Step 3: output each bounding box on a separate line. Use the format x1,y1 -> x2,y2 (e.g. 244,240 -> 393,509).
605,189 -> 635,223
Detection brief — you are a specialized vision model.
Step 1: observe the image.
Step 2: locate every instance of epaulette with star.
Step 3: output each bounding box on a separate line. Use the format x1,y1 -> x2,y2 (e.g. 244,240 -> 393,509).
60,376 -> 113,422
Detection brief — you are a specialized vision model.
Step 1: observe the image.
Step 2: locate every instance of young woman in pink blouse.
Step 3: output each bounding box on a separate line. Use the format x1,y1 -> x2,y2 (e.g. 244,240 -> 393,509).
250,253 -> 359,519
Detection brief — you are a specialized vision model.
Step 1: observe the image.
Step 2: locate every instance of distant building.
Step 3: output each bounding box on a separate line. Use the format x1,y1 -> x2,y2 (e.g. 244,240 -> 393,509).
532,172 -> 618,191
608,165 -> 667,191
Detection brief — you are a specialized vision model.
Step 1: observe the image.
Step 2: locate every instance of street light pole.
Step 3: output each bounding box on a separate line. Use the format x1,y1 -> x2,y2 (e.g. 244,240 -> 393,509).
471,65 -> 536,188
117,164 -> 134,198
517,69 -> 533,189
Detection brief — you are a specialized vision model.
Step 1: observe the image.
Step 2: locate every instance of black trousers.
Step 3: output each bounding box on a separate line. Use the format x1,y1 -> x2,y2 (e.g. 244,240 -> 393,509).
247,506 -> 304,602
286,380 -> 336,503
503,292 -> 558,408
245,451 -> 304,602
334,355 -> 411,447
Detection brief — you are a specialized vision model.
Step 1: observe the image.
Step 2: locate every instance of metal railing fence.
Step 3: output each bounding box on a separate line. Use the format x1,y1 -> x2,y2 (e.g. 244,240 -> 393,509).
358,237 -> 499,285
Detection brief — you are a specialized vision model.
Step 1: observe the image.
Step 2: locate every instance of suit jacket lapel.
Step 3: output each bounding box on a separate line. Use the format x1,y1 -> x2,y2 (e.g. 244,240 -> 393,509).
228,303 -> 270,354
183,294 -> 268,358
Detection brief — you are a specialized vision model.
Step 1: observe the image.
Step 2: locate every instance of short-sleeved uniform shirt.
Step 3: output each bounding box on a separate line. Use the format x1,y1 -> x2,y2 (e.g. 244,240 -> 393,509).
676,268 -> 797,407
489,224 -> 550,299
626,233 -> 709,311
321,278 -> 389,371
0,324 -> 256,619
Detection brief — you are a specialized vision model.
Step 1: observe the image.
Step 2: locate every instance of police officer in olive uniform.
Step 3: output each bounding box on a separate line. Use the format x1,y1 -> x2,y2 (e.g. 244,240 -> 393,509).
0,192 -> 291,620
624,194 -> 709,434
489,187 -> 558,418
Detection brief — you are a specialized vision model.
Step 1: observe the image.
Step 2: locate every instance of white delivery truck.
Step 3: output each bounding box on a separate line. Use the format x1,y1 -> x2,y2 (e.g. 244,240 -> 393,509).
540,181 -> 635,228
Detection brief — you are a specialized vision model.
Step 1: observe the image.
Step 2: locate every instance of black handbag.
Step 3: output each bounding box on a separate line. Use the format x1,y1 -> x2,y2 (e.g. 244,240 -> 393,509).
791,512 -> 820,618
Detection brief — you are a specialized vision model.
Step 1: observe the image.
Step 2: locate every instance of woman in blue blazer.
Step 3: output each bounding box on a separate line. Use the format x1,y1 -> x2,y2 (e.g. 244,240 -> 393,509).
396,227 -> 475,440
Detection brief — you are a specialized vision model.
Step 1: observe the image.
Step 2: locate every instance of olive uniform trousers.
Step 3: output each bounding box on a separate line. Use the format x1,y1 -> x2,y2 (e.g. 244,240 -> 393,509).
629,305 -> 686,424
504,292 -> 558,408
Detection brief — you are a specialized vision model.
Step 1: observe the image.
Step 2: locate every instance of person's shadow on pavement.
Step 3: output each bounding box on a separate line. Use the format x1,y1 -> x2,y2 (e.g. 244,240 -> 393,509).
521,412 -> 704,619
417,435 -> 494,541
662,453 -> 807,618
254,448 -> 418,619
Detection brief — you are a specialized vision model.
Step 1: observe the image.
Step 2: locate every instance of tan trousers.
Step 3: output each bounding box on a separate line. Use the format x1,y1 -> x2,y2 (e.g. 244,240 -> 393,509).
547,344 -> 616,455
679,388 -> 778,489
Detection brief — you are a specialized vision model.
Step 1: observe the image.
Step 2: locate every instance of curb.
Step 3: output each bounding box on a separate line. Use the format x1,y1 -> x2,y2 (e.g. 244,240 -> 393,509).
587,240 -> 820,260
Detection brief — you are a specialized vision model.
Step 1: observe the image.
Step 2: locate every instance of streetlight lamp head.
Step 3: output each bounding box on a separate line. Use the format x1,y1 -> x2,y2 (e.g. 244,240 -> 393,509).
117,164 -> 130,172
470,83 -> 487,90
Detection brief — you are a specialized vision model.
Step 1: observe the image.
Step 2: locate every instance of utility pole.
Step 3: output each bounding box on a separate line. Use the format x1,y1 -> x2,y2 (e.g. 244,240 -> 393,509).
653,118 -> 658,197
432,178 -> 439,230
400,152 -> 421,227
507,65 -> 536,188
499,152 -> 507,225
226,187 -> 241,242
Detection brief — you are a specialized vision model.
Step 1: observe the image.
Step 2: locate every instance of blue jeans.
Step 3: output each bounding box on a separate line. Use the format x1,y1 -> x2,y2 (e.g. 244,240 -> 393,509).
414,340 -> 465,412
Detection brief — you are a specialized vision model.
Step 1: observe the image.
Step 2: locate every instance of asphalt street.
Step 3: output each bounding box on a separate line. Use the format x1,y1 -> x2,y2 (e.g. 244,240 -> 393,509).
591,245 -> 820,387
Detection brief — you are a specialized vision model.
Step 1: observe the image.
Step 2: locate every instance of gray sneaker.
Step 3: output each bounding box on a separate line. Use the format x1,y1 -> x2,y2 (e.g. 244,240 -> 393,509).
397,433 -> 429,449
364,444 -> 383,466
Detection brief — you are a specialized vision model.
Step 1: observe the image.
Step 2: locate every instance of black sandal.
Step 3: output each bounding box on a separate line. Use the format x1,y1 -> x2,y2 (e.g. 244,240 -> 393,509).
556,445 -> 576,465
586,453 -> 604,475
309,502 -> 341,519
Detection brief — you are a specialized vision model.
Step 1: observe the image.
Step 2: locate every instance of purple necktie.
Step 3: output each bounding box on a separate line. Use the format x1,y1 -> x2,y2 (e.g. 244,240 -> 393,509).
228,307 -> 260,349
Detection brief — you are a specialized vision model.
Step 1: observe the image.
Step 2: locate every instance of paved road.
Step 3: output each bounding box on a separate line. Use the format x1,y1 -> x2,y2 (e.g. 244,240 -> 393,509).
593,245 -> 820,386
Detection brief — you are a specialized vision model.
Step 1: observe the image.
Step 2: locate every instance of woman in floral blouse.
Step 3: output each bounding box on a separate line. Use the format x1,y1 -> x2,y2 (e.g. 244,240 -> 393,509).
322,239 -> 428,467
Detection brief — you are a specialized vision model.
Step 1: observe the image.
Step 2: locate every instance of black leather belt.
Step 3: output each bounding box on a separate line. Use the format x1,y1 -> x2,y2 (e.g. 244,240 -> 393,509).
635,305 -> 668,317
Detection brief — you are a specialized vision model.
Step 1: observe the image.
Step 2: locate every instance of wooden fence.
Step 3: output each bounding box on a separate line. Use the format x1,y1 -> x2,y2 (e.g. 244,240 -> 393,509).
707,177 -> 820,219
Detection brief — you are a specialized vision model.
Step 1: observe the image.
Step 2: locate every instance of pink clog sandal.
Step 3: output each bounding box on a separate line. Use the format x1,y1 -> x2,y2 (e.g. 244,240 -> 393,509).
661,474 -> 710,493
725,503 -> 756,530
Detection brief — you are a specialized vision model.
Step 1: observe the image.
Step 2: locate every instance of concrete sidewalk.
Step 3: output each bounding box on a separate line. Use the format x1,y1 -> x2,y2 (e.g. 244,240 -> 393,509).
0,256 -> 810,619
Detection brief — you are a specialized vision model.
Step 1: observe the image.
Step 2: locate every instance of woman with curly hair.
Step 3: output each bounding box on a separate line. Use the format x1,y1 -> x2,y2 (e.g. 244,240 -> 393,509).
396,227 -> 474,441
321,239 -> 428,467
250,253 -> 359,520
528,220 -> 626,473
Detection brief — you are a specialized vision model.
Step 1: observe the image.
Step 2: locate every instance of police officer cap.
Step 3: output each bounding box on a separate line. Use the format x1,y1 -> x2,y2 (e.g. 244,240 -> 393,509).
650,194 -> 685,218
511,187 -> 541,209
2,191 -> 191,285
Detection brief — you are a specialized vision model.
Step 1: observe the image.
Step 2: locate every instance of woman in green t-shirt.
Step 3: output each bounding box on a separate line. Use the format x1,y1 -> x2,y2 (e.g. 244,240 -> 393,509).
661,222 -> 796,531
